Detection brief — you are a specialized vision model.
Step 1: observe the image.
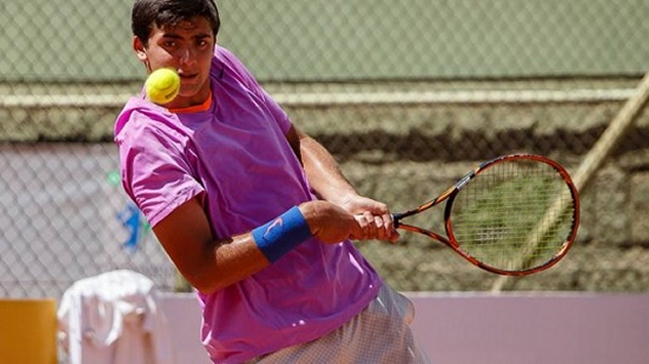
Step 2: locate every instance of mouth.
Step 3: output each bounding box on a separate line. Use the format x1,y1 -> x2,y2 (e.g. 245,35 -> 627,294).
179,72 -> 200,83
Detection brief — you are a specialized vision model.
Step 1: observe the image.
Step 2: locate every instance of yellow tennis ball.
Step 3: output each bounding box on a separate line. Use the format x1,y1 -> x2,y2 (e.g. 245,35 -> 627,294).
145,68 -> 180,104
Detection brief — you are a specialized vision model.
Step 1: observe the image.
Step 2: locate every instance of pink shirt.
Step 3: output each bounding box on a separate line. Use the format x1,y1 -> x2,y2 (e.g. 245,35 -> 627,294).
114,47 -> 381,363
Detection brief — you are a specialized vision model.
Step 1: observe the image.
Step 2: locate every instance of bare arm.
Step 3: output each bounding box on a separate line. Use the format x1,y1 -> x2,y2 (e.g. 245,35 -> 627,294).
287,126 -> 399,242
288,127 -> 355,205
153,197 -> 362,295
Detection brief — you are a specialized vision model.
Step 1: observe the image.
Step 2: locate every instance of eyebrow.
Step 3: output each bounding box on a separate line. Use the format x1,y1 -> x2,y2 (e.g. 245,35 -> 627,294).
161,32 -> 213,41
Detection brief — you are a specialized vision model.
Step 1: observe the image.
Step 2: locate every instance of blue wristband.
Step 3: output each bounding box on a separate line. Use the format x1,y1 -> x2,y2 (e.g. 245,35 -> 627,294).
251,206 -> 313,263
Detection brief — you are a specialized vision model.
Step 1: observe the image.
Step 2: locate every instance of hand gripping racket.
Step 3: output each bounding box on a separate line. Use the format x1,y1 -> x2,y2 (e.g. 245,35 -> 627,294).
392,154 -> 580,276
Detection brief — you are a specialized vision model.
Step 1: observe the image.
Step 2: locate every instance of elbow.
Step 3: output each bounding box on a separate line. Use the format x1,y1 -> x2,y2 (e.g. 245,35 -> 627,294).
183,270 -> 228,295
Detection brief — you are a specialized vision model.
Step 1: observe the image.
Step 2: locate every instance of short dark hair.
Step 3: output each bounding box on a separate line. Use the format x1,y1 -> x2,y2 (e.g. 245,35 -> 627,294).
132,0 -> 220,46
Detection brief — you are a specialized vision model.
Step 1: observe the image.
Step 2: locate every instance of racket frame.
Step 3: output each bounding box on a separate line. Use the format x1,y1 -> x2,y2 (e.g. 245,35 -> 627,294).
392,154 -> 580,276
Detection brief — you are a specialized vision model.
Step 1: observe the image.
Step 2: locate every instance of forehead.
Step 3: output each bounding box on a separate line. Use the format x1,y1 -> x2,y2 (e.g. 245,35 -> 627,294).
152,16 -> 214,38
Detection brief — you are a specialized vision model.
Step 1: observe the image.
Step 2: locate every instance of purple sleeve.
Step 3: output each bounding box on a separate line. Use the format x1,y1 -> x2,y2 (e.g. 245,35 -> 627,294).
115,111 -> 204,227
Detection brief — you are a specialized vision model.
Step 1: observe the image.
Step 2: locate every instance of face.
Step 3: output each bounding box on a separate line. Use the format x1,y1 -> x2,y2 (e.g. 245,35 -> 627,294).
134,16 -> 215,108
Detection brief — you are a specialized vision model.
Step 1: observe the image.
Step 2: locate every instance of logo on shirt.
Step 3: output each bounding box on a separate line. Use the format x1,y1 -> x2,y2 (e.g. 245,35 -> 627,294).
264,218 -> 283,238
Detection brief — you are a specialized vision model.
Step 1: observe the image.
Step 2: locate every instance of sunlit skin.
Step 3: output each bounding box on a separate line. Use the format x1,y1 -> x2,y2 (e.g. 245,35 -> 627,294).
133,16 -> 215,109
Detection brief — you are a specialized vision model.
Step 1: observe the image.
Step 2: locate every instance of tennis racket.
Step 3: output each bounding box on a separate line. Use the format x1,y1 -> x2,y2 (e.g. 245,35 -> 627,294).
392,154 -> 580,276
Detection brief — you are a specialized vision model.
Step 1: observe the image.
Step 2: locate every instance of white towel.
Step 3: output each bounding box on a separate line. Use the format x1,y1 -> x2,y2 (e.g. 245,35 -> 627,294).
58,270 -> 175,364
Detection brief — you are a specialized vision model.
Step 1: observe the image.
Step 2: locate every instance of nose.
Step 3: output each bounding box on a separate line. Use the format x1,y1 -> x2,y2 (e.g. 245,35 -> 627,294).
178,47 -> 196,66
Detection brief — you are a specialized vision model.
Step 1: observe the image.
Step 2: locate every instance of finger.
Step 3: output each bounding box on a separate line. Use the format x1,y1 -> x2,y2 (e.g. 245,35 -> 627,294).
383,212 -> 394,230
388,230 -> 400,243
373,215 -> 387,240
354,214 -> 368,228
377,212 -> 398,243
353,214 -> 369,239
363,211 -> 377,238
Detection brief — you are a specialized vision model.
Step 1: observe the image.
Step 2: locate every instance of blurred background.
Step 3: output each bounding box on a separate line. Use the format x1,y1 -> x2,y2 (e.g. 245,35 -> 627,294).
2,0 -> 649,299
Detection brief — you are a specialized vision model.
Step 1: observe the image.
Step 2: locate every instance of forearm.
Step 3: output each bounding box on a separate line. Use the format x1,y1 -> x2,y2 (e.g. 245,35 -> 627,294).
291,127 -> 399,242
299,132 -> 358,206
152,198 -> 270,294
194,235 -> 268,294
154,198 -> 360,295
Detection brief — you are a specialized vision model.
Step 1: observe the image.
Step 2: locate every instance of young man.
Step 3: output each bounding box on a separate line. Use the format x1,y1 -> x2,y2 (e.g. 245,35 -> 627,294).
115,0 -> 430,362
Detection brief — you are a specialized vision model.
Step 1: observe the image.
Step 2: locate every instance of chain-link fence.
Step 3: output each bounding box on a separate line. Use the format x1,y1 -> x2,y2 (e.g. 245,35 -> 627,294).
2,0 -> 649,299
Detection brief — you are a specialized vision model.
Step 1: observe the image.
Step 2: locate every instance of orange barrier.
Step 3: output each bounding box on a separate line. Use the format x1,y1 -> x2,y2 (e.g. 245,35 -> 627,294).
0,299 -> 57,364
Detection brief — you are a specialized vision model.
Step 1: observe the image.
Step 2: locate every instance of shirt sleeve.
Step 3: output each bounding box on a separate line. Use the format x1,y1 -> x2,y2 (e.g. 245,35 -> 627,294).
116,111 -> 204,227
215,47 -> 293,135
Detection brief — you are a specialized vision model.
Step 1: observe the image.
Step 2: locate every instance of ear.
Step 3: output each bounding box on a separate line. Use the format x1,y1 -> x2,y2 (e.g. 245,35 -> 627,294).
133,36 -> 148,63
133,36 -> 152,72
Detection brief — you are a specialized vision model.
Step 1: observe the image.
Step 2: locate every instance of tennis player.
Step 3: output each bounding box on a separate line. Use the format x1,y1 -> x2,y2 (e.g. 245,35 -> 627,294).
115,0 -> 431,362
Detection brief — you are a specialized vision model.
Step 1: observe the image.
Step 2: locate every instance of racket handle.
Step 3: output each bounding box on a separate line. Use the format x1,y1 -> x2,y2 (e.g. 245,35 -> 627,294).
392,213 -> 403,228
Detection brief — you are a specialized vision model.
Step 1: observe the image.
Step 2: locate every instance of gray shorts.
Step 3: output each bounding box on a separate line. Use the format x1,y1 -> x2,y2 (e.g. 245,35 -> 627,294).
249,284 -> 432,363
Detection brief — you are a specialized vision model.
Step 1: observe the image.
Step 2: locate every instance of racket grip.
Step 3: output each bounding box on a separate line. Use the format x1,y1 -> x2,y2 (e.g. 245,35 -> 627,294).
391,213 -> 402,228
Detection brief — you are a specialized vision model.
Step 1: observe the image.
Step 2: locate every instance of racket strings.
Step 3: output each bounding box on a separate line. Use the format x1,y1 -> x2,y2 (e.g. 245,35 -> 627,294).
450,160 -> 576,272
